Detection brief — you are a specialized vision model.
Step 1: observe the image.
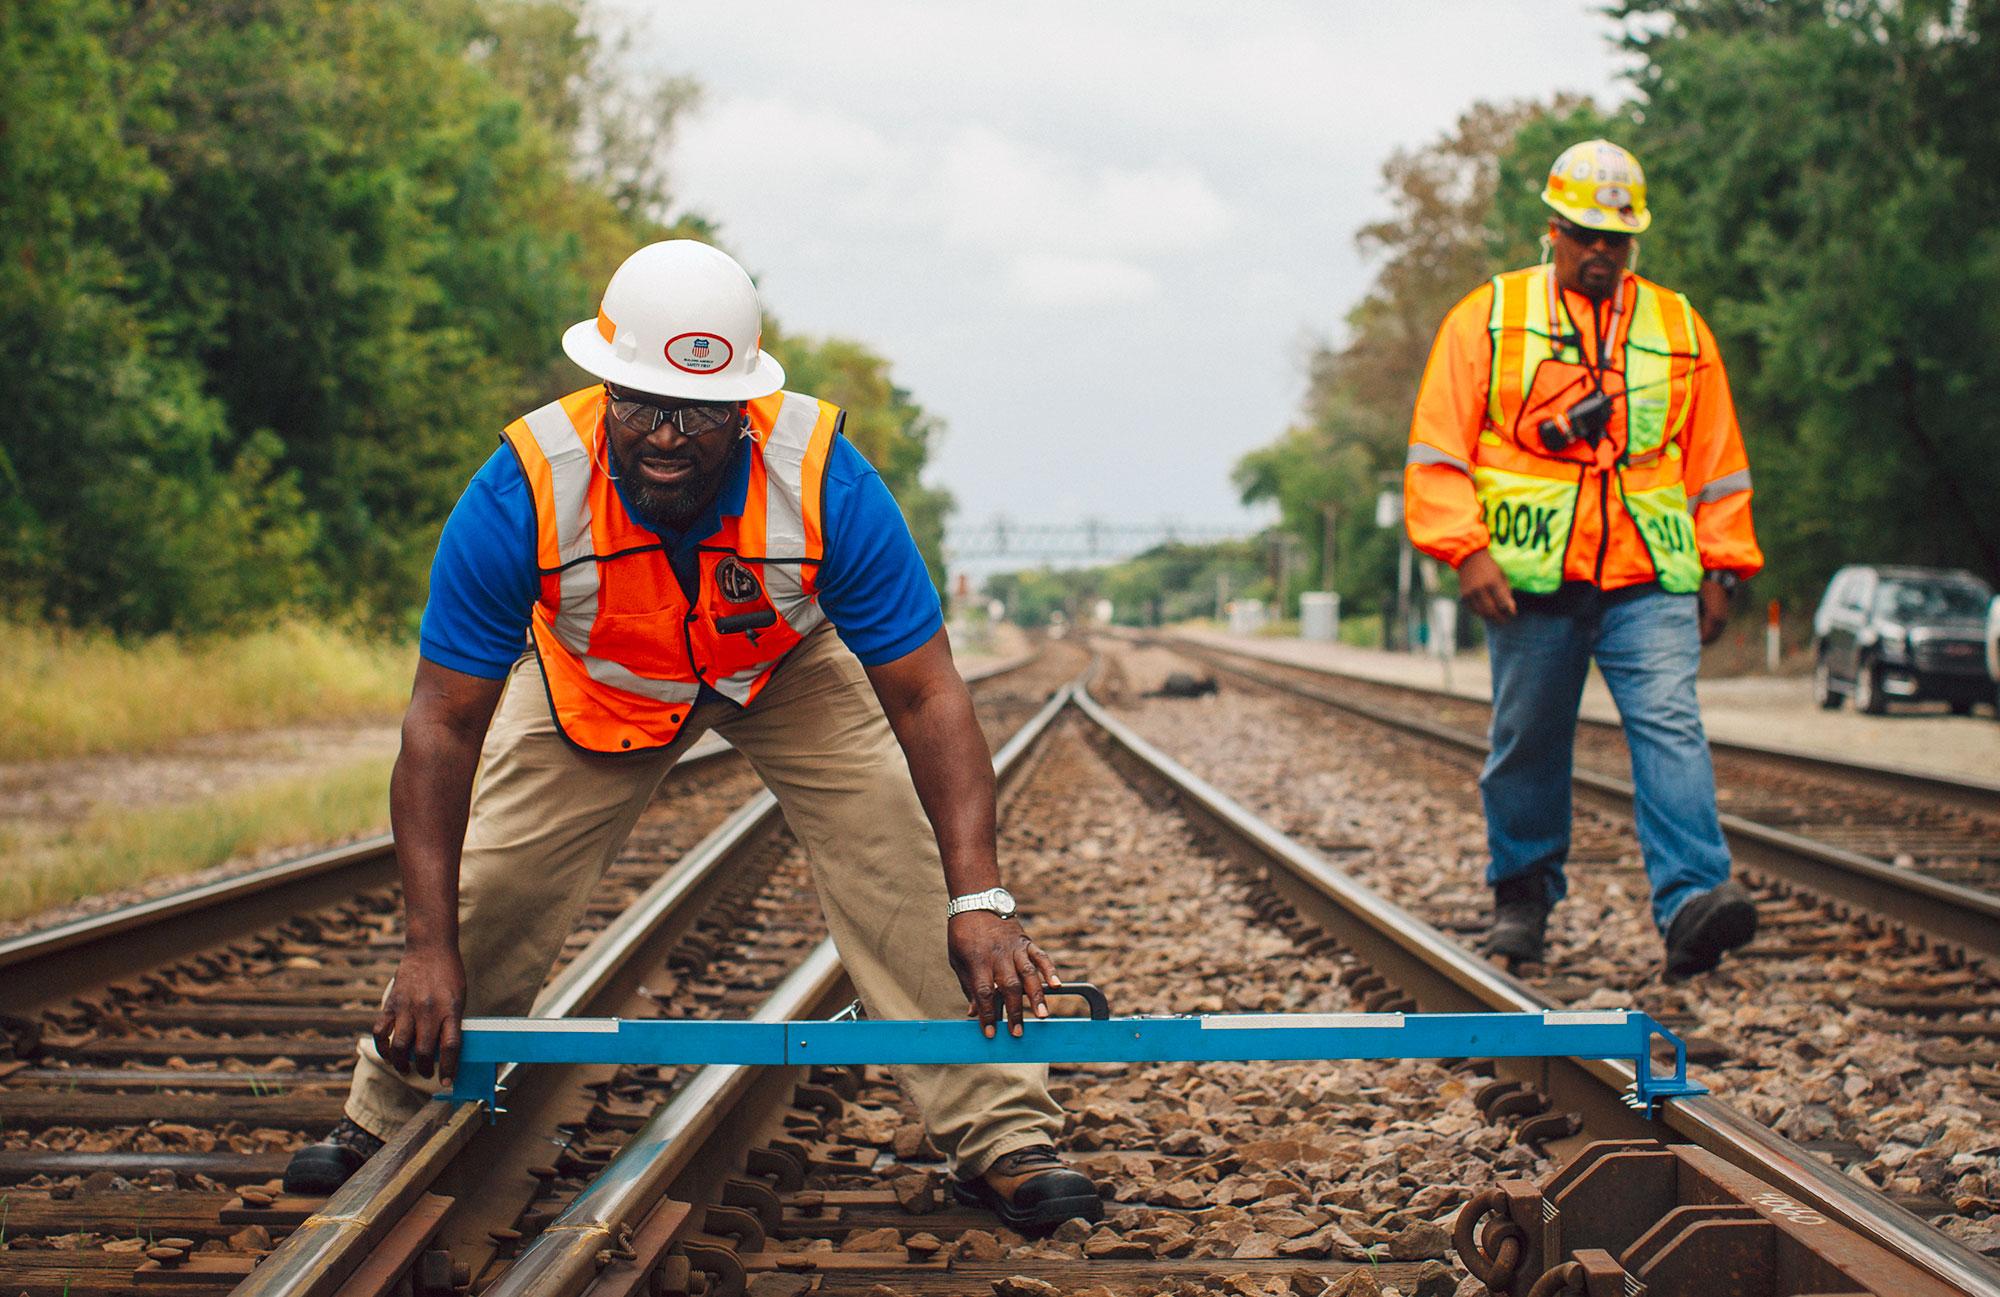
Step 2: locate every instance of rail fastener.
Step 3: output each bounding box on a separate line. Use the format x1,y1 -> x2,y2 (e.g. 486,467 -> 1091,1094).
1457,1138 -> 1967,1297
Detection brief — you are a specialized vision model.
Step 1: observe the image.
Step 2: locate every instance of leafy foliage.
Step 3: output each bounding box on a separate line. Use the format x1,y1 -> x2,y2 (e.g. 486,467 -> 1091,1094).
1598,0 -> 2000,594
1238,0 -> 2000,618
0,0 -> 950,635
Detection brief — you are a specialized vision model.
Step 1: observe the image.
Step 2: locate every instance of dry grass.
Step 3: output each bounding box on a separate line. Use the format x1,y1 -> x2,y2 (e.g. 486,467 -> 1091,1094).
0,754 -> 393,925
0,620 -> 413,761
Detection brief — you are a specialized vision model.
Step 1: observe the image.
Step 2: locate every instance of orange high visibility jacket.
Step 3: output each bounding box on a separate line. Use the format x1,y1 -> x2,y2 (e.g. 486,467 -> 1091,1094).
500,385 -> 841,755
1404,266 -> 1762,594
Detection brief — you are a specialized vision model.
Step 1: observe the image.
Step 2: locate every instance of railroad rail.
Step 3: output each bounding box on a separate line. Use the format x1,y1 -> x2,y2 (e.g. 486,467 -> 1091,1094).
0,649 -> 1059,1297
1070,680 -> 2000,1297
1156,633 -> 2000,963
254,666 -> 2000,1297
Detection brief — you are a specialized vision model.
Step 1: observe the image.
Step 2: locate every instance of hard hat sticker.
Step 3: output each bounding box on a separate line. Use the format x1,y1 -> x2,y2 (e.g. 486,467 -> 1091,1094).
666,332 -> 734,375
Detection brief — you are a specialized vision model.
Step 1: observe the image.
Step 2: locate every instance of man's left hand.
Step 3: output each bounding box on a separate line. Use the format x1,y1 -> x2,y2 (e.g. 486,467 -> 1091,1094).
948,911 -> 1060,1038
1698,580 -> 1731,645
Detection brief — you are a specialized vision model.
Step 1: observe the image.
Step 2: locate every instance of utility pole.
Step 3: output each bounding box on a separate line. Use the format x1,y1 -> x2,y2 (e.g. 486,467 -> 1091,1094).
1320,502 -> 1338,593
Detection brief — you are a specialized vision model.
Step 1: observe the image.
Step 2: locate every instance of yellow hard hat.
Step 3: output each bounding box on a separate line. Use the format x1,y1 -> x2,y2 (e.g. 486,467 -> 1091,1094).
1541,139 -> 1652,233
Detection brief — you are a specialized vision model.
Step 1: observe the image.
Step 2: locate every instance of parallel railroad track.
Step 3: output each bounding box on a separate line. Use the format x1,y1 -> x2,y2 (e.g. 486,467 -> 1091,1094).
1157,634 -> 2000,964
0,647 -> 1072,1297
1100,635 -> 2000,1266
272,666 -> 1999,1297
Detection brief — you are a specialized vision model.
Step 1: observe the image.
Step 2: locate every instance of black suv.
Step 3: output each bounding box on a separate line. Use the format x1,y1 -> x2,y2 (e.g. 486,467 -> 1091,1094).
1811,565 -> 1995,714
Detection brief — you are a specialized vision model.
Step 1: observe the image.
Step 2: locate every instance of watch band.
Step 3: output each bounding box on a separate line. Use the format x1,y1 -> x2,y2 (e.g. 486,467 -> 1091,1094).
1704,570 -> 1740,593
946,887 -> 1016,919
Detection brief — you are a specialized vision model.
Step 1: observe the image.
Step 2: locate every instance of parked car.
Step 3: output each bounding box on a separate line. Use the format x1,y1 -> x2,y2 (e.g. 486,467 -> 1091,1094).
1810,565 -> 1995,715
1988,594 -> 2000,718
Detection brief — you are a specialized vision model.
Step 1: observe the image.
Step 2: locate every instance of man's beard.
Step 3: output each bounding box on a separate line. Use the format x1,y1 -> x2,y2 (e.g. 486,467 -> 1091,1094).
609,440 -> 729,531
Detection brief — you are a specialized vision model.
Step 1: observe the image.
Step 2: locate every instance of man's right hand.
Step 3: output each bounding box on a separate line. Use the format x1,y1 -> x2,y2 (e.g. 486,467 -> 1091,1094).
1457,548 -> 1517,623
373,944 -> 466,1082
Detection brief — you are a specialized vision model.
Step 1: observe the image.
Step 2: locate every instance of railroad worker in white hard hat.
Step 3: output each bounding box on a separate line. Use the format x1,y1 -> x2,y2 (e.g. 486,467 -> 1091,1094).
1403,141 -> 1765,978
284,240 -> 1102,1232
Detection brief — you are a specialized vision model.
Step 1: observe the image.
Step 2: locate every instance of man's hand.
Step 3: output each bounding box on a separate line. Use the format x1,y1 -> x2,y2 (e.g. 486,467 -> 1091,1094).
948,911 -> 1060,1038
373,944 -> 466,1081
1457,548 -> 1518,623
1697,579 -> 1732,645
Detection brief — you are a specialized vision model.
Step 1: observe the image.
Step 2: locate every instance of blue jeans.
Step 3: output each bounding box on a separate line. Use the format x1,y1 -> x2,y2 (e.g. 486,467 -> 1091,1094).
1481,587 -> 1732,933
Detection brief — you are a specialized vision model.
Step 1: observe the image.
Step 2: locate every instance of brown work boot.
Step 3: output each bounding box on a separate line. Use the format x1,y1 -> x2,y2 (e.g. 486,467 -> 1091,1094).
950,1145 -> 1103,1234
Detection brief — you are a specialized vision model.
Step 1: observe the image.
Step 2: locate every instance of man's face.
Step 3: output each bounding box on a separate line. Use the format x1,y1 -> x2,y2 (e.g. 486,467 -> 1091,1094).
1549,217 -> 1633,300
603,386 -> 744,530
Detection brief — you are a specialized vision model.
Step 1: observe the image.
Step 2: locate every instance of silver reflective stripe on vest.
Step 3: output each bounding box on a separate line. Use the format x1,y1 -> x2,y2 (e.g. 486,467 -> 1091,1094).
522,401 -> 598,567
585,657 -> 701,706
527,400 -> 698,708
708,661 -> 766,706
1406,442 -> 1472,475
1692,467 -> 1752,509
521,400 -> 603,656
758,395 -> 827,635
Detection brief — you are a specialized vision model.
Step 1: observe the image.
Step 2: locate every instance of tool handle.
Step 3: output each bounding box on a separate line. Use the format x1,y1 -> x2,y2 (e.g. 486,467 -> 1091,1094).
1046,982 -> 1110,1020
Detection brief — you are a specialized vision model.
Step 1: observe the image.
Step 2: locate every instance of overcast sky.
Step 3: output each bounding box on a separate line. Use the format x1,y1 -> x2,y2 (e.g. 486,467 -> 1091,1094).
594,2 -> 1632,567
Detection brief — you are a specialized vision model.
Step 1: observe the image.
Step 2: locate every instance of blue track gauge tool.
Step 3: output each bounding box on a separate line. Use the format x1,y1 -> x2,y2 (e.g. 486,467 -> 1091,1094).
442,984 -> 1705,1117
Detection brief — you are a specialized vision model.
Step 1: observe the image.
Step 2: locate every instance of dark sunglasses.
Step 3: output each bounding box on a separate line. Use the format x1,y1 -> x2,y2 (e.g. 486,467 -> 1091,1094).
1554,219 -> 1634,250
605,387 -> 741,439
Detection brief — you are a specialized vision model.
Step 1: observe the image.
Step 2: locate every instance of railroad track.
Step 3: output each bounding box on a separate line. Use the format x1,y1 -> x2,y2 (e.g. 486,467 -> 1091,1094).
1155,633 -> 2000,963
216,664 -> 2000,1296
7,641 -> 1995,1295
1098,636 -> 2000,1260
0,647 -> 1071,1297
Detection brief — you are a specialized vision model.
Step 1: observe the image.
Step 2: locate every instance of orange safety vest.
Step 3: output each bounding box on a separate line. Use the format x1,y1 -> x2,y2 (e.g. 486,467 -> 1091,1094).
501,385 -> 841,755
1412,266 -> 1706,593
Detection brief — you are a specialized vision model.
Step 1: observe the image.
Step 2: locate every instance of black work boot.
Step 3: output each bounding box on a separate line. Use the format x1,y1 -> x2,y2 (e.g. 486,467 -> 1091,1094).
283,1116 -> 386,1194
1664,881 -> 1758,979
951,1145 -> 1103,1235
1482,873 -> 1551,967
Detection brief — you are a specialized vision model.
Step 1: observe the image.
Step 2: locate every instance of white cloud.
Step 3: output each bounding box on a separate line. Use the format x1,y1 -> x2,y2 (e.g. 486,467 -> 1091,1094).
934,127 -> 1232,258
1006,253 -> 1158,307
671,101 -> 1233,270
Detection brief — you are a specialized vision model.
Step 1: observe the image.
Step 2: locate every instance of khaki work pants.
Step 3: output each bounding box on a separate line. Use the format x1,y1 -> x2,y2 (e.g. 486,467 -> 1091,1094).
345,626 -> 1062,1175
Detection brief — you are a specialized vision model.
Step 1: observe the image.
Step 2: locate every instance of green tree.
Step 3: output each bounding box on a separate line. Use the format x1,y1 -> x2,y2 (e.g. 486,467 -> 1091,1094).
0,0 -> 316,634
1598,0 -> 2000,596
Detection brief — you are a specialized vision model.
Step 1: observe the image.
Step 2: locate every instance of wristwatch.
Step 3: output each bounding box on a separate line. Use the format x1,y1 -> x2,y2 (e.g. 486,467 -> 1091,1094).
946,887 -> 1017,920
1703,570 -> 1741,594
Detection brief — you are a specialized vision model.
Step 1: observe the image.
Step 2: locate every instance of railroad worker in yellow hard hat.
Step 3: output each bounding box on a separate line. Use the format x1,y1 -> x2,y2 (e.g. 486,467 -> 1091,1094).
1403,140 -> 1765,977
284,240 -> 1102,1233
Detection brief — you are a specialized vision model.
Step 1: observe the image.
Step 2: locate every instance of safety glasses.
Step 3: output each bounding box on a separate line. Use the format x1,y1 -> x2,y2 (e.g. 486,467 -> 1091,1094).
605,387 -> 742,439
1554,219 -> 1634,250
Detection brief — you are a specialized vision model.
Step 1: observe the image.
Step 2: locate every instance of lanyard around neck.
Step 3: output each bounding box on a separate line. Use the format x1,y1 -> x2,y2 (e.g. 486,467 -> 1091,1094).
1548,270 -> 1623,378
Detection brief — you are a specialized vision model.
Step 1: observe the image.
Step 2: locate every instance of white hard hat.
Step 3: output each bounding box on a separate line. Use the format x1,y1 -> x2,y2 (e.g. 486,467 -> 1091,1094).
561,240 -> 786,400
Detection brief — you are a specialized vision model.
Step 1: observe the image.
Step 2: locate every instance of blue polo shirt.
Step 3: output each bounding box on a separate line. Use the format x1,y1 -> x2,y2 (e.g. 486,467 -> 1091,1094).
418,432 -> 942,681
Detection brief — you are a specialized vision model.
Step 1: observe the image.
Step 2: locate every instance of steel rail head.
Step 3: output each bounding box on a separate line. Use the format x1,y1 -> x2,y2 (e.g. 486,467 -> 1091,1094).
1069,674 -> 2000,1297
1166,634 -> 2000,963
229,651 -> 1067,1297
469,668 -> 1081,1297
0,739 -> 752,1017
1168,630 -> 2000,811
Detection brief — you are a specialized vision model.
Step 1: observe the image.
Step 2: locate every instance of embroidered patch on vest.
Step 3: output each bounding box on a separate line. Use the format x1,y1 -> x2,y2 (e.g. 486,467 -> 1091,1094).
716,556 -> 764,604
